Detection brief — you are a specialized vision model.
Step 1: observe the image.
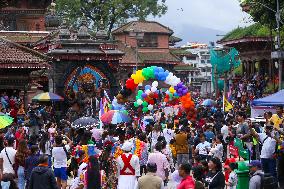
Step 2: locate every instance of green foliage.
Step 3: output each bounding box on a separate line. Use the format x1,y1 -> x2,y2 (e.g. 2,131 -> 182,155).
264,82 -> 276,94
240,0 -> 284,28
222,23 -> 271,41
55,0 -> 167,37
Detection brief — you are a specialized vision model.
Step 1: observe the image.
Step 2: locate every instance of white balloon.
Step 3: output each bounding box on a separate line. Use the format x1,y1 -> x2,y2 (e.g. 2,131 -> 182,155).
151,86 -> 157,92
152,81 -> 158,87
137,99 -> 143,105
145,89 -> 151,95
148,104 -> 154,110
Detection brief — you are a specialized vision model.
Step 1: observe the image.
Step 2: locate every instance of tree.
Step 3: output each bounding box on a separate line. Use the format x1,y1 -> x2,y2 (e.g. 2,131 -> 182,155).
240,0 -> 284,28
55,0 -> 167,37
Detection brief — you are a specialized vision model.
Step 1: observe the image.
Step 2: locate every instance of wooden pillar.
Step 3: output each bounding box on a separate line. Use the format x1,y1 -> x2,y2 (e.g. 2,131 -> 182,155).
24,84 -> 28,112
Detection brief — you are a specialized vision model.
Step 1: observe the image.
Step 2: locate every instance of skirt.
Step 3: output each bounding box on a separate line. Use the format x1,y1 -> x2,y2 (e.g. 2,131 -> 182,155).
117,175 -> 137,189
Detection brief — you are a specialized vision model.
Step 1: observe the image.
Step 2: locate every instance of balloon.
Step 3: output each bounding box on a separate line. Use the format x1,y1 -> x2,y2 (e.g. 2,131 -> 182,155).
145,89 -> 151,95
142,101 -> 148,107
137,99 -> 143,105
138,90 -> 143,95
134,102 -> 139,107
169,87 -> 176,94
149,99 -> 155,105
152,81 -> 158,87
142,107 -> 148,113
125,78 -> 138,91
145,85 -> 151,90
141,93 -> 147,98
148,104 -> 154,110
151,86 -> 157,92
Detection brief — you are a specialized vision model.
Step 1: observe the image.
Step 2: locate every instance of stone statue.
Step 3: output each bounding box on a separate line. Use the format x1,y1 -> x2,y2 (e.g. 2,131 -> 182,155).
75,73 -> 98,117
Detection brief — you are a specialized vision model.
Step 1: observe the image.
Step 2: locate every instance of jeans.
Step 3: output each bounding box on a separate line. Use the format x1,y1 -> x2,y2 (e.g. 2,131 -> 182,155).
177,154 -> 189,166
18,166 -> 25,189
261,158 -> 277,180
1,181 -> 10,189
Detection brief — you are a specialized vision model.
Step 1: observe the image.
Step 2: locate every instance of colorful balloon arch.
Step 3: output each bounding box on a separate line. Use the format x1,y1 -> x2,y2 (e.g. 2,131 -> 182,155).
116,66 -> 196,120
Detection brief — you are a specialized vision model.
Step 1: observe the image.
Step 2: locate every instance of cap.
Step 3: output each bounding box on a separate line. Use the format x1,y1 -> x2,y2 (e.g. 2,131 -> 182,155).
248,160 -> 262,168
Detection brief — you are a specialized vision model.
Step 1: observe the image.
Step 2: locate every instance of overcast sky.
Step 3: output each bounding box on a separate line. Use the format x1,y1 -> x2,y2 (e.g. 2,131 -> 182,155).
151,0 -> 253,44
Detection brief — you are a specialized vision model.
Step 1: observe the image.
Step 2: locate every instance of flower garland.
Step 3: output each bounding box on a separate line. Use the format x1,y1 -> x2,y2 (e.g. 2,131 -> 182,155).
133,139 -> 145,158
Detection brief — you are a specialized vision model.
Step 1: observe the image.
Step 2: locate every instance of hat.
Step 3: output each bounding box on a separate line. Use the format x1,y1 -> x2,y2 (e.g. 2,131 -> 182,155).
121,141 -> 133,152
248,160 -> 262,168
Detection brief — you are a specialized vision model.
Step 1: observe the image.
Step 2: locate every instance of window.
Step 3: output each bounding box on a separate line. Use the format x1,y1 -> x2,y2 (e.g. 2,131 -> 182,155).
186,56 -> 196,61
138,34 -> 158,47
207,60 -> 211,63
201,60 -> 205,64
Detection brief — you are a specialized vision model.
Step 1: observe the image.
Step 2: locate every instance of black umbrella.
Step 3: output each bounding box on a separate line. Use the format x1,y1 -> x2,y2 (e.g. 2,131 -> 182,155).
71,116 -> 99,129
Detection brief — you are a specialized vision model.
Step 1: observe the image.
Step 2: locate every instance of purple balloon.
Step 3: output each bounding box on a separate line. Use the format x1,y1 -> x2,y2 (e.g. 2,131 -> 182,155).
141,93 -> 147,98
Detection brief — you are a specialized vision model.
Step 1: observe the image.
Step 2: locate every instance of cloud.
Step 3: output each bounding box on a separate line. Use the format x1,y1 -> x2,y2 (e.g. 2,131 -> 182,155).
150,0 -> 252,43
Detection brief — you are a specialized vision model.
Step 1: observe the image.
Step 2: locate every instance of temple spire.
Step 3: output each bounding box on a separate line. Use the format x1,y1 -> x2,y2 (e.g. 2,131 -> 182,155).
77,15 -> 91,40
95,18 -> 108,40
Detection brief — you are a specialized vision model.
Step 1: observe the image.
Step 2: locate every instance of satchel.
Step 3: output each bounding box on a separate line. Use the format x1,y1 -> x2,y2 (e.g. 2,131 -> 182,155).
4,148 -> 17,178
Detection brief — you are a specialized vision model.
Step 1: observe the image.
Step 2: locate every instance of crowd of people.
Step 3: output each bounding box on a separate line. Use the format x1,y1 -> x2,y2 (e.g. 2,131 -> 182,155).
0,74 -> 283,189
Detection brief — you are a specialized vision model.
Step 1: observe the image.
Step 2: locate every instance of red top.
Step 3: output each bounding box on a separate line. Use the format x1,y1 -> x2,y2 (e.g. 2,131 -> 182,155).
177,176 -> 195,189
120,154 -> 135,175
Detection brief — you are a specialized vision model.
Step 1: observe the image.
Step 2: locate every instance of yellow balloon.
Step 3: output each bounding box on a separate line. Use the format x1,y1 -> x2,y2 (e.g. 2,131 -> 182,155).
169,87 -> 176,94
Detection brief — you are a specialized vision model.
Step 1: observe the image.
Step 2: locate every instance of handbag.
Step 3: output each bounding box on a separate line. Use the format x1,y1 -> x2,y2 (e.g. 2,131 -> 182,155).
4,148 -> 17,178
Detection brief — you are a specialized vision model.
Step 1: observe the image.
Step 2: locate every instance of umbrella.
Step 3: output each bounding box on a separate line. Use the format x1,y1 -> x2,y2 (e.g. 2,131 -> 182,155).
0,115 -> 14,129
201,99 -> 216,106
72,117 -> 100,129
100,110 -> 130,125
32,92 -> 64,102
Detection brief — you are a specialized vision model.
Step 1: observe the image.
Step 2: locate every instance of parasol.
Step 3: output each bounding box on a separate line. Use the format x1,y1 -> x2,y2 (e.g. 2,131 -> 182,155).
32,92 -> 64,102
0,115 -> 14,129
72,117 -> 100,129
100,110 -> 130,125
201,99 -> 216,106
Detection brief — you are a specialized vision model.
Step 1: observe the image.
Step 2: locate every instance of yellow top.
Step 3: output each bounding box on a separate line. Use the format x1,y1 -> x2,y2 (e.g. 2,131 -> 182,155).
270,114 -> 283,129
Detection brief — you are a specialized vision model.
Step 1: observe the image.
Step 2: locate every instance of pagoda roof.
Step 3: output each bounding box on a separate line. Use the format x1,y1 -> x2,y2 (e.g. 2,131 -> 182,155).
117,42 -> 181,67
0,37 -> 49,69
0,31 -> 50,44
170,48 -> 198,57
174,64 -> 200,71
218,36 -> 272,46
112,21 -> 173,35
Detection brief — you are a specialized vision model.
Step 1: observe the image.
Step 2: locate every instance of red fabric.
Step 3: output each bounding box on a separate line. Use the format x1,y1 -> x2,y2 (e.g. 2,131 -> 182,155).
120,154 -> 135,175
177,176 -> 195,189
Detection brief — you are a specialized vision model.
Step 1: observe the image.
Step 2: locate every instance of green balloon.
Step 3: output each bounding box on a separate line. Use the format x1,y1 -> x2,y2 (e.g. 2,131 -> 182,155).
142,107 -> 148,113
138,90 -> 143,95
142,101 -> 148,107
136,95 -> 142,100
134,102 -> 139,107
169,93 -> 173,98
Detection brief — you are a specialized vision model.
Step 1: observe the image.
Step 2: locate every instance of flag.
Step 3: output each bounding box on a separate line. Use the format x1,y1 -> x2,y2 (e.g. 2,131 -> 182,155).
224,97 -> 233,112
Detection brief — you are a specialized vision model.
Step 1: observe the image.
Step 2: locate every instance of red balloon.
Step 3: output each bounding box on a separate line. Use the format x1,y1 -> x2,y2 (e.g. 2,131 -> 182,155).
149,100 -> 155,105
125,79 -> 138,91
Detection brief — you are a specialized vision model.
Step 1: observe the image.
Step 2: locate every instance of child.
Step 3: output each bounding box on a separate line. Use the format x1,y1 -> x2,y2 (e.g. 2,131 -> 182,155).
226,162 -> 238,189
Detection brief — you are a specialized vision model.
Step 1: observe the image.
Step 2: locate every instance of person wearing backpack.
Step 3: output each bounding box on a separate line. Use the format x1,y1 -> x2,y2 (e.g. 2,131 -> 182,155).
52,135 -> 73,189
248,160 -> 263,189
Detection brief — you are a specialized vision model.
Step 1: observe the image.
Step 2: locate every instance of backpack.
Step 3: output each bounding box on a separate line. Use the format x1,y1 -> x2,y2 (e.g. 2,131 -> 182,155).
256,173 -> 278,189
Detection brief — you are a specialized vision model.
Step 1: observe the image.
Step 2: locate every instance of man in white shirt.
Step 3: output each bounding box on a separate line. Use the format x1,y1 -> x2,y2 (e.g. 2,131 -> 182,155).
195,134 -> 211,160
221,123 -> 229,159
250,124 -> 279,180
0,137 -> 17,176
52,135 -> 73,189
163,124 -> 175,145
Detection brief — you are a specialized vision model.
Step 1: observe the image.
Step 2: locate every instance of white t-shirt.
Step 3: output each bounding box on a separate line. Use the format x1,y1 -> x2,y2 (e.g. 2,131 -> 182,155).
0,147 -> 17,174
221,125 -> 229,141
196,141 -> 211,156
52,144 -> 70,168
259,133 -> 276,159
163,128 -> 175,144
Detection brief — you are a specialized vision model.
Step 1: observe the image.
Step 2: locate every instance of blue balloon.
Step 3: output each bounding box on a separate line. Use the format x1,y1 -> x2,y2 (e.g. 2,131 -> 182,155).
145,85 -> 151,90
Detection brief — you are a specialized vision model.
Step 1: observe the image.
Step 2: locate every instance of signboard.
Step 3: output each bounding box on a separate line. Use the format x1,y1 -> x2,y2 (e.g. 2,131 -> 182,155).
271,51 -> 284,59
251,106 -> 276,118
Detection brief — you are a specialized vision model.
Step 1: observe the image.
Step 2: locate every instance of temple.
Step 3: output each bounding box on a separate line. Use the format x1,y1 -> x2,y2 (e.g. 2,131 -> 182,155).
0,1 -> 183,113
